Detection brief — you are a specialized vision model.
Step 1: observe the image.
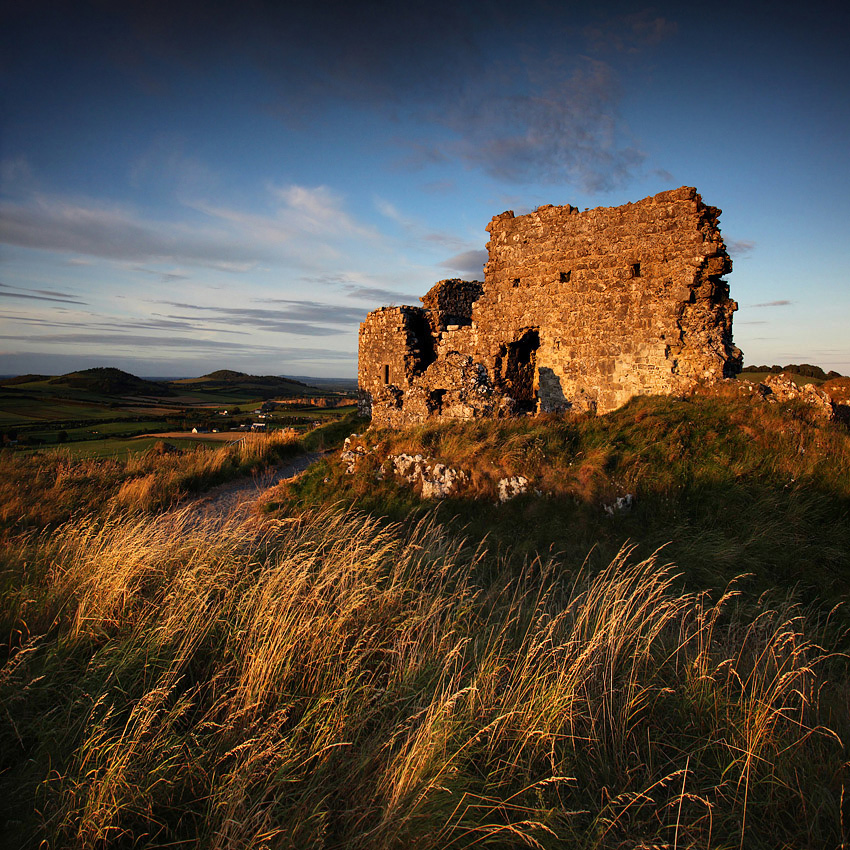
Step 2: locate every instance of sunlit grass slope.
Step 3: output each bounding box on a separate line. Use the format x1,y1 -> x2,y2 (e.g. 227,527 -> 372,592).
288,390 -> 850,604
2,508 -> 845,848
0,429 -> 303,534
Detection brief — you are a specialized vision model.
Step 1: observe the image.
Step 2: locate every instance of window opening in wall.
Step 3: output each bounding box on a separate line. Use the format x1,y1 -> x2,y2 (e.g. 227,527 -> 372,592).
382,364 -> 390,385
500,328 -> 540,413
560,271 -> 571,283
631,262 -> 641,277
512,278 -> 520,288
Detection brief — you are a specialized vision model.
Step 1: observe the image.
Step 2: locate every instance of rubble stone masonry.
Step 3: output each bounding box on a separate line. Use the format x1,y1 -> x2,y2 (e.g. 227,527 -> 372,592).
359,187 -> 742,427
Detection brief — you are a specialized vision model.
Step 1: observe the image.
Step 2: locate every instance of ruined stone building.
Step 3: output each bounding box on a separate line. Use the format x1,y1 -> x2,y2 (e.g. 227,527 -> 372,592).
358,187 -> 742,428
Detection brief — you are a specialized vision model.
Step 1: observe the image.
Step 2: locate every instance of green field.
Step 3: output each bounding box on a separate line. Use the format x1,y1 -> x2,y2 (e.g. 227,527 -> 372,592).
1,370 -> 357,458
62,435 -> 228,458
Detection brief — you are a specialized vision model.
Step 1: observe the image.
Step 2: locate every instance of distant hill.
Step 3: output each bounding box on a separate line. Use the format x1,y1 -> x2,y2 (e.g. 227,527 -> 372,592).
285,375 -> 359,393
741,363 -> 844,381
0,374 -> 50,386
49,367 -> 173,397
170,370 -> 327,399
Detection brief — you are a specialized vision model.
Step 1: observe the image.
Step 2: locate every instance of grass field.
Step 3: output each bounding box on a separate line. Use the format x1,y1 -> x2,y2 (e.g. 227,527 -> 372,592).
1,371 -> 358,465
284,390 -> 850,609
66,435 -> 228,458
1,391 -> 848,848
1,495 -> 846,848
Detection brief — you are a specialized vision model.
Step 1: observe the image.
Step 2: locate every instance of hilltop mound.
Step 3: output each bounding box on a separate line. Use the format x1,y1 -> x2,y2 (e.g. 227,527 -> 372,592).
198,369 -> 250,381
823,376 -> 850,404
741,363 -> 844,382
172,370 -> 319,398
0,374 -> 50,386
49,367 -> 173,396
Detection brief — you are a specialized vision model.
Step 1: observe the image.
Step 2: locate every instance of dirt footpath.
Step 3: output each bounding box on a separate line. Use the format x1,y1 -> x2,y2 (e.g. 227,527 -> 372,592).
176,452 -> 320,522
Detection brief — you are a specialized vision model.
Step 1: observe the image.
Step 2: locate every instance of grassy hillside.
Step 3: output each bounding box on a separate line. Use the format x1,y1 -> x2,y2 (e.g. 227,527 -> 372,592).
1,394 -> 848,848
0,429 -> 304,534
285,389 -> 850,607
0,368 -> 357,454
170,369 -> 328,400
49,367 -> 174,396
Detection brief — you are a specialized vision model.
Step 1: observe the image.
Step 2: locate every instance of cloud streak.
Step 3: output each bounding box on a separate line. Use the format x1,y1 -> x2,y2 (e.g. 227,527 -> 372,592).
0,330 -> 354,362
0,183 -> 377,271
727,239 -> 756,259
0,282 -> 87,305
440,56 -> 645,192
340,284 -> 421,304
0,194 -> 265,267
439,249 -> 487,277
158,298 -> 364,336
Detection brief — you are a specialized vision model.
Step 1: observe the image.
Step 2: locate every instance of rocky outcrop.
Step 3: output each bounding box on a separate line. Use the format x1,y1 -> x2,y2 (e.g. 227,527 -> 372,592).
385,454 -> 467,499
497,475 -> 529,502
761,374 -> 837,420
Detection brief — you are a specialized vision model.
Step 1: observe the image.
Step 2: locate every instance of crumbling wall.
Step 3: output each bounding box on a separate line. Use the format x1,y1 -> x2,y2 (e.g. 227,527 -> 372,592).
420,278 -> 484,332
358,187 -> 742,427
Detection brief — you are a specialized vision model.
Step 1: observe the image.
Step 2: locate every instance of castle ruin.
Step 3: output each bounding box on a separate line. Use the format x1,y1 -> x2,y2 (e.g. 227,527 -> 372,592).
358,187 -> 742,428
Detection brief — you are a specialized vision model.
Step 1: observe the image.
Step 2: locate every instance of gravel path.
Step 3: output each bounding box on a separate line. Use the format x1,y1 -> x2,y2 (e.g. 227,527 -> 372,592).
176,452 -> 321,522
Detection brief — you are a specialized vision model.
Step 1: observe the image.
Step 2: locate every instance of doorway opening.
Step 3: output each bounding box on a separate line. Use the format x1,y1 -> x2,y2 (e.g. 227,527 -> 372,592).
499,328 -> 540,412
429,389 -> 446,413
408,311 -> 437,374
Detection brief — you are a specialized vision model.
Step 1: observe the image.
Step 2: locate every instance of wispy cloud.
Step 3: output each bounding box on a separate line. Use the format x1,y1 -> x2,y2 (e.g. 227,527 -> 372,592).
340,284 -> 420,304
158,298 -> 364,336
748,299 -> 792,308
0,282 -> 87,305
0,193 -> 265,268
374,198 -> 417,230
441,56 -> 645,192
0,182 -> 378,271
267,184 -> 376,238
2,310 -> 247,336
439,249 -> 487,277
727,239 -> 756,259
132,266 -> 191,282
96,2 -> 657,192
583,11 -> 678,55
0,330 -> 350,358
129,138 -> 220,198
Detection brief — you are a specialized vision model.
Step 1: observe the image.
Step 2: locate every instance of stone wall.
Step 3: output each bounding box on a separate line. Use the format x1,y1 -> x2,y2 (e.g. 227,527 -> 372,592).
358,187 -> 742,427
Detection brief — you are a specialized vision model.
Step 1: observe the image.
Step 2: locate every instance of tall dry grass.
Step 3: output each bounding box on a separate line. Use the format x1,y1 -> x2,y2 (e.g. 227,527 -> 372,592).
1,506 -> 844,848
0,429 -> 302,534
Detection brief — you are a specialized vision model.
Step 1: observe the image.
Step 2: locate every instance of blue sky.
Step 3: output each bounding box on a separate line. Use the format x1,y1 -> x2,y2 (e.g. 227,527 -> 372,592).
1,0 -> 848,378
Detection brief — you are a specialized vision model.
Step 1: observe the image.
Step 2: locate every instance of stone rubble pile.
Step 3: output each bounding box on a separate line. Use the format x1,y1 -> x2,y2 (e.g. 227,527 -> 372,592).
497,475 -> 529,502
604,493 -> 634,516
340,434 -> 369,474
385,454 -> 468,499
760,374 -> 837,420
